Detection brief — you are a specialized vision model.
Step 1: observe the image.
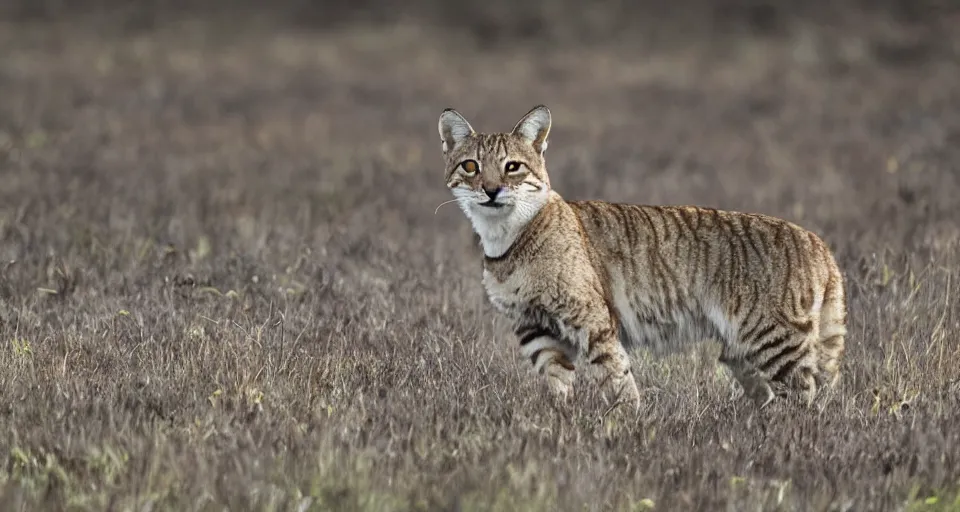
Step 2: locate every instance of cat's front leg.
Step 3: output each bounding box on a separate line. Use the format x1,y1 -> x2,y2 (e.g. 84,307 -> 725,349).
584,325 -> 642,412
515,324 -> 577,403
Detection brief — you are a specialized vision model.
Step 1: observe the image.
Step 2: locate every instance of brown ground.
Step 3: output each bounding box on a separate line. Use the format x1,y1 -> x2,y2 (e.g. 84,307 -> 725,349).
1,1 -> 960,510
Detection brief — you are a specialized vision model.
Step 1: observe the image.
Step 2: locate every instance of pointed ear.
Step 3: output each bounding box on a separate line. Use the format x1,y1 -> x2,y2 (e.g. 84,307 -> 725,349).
511,104 -> 551,154
438,108 -> 475,153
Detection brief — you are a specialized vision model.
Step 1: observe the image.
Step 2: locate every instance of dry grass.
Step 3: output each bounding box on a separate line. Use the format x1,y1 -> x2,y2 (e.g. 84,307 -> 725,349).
1,2 -> 960,510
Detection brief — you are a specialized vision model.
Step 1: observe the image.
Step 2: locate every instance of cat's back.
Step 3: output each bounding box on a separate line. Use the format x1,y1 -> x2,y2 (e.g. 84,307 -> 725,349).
566,199 -> 841,310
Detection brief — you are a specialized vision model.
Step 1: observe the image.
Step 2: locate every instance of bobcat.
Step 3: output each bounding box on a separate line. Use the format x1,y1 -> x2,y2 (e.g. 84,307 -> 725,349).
438,104 -> 847,410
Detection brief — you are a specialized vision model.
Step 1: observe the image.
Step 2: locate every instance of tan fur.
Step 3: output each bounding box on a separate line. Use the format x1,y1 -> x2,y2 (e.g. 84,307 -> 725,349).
438,105 -> 847,410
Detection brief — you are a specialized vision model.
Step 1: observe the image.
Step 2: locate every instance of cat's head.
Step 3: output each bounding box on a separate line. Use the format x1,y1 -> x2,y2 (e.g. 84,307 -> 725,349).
438,105 -> 552,221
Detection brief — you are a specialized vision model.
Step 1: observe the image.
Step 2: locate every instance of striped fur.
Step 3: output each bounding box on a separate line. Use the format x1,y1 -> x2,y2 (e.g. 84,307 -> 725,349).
438,105 -> 847,410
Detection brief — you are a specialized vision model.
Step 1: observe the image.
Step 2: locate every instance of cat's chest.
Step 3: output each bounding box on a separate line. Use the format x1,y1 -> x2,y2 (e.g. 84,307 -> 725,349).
481,268 -> 527,317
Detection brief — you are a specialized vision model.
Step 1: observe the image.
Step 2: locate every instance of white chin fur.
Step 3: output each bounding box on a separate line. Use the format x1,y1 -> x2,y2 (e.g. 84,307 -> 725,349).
453,187 -> 548,258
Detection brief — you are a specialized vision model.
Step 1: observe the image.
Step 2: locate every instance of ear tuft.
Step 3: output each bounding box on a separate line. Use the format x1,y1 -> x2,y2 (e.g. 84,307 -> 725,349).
438,108 -> 475,153
511,105 -> 551,154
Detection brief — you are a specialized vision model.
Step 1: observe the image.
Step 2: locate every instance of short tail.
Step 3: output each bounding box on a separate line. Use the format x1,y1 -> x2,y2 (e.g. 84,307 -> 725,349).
817,260 -> 847,387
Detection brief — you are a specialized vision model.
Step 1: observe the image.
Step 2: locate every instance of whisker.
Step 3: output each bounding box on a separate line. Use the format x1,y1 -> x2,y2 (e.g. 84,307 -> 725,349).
434,199 -> 459,215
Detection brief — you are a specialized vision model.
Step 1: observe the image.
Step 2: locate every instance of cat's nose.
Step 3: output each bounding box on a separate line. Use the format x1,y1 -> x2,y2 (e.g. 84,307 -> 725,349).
483,186 -> 501,200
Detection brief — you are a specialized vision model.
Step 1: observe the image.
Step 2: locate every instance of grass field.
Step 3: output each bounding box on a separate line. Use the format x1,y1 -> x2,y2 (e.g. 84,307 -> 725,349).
1,1 -> 959,510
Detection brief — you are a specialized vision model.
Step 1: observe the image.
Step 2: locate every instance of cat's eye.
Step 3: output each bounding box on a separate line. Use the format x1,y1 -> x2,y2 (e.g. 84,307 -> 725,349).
460,160 -> 479,176
504,161 -> 524,174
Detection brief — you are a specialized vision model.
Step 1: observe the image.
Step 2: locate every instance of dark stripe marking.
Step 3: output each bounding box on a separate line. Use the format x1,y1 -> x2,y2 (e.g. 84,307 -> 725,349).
759,341 -> 802,374
770,348 -> 808,382
519,328 -> 551,346
590,353 -> 613,366
751,330 -> 789,355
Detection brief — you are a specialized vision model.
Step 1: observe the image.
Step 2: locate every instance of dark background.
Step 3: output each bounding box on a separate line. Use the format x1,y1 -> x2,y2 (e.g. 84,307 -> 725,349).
1,1 -> 959,510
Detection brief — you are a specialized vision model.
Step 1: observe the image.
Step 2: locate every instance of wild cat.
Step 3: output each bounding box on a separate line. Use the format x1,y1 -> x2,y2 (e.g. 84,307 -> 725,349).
438,105 -> 847,410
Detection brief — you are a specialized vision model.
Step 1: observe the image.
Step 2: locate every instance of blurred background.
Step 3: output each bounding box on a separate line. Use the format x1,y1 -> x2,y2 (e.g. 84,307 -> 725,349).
2,0 -> 957,260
